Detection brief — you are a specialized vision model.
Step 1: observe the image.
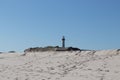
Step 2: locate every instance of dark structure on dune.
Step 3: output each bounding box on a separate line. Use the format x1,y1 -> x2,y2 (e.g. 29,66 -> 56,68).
24,36 -> 80,53
62,36 -> 65,48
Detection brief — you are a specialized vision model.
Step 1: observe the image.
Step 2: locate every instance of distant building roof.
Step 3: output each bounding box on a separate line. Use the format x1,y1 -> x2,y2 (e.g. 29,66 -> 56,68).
56,47 -> 67,51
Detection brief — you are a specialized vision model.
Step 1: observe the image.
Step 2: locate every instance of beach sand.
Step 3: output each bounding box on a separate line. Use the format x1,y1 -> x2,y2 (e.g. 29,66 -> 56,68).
0,49 -> 120,80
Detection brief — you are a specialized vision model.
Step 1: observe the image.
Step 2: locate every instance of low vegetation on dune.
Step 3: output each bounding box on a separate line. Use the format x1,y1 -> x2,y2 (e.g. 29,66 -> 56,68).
24,46 -> 80,53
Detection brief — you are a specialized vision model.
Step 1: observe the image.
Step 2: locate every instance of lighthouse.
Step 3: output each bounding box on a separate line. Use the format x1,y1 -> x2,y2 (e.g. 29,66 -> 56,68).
62,36 -> 65,48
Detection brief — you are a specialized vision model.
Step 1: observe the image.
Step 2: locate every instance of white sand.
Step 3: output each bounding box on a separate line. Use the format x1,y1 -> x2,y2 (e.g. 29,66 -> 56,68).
0,49 -> 120,80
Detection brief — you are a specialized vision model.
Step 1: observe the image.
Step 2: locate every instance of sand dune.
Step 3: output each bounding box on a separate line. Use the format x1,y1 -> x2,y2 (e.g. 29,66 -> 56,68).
0,49 -> 120,80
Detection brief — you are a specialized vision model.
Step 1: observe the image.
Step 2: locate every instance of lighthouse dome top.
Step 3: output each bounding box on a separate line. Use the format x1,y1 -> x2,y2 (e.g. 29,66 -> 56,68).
62,36 -> 65,40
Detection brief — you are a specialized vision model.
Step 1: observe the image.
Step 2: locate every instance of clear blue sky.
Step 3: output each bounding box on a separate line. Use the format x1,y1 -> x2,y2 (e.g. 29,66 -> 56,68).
0,0 -> 120,52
